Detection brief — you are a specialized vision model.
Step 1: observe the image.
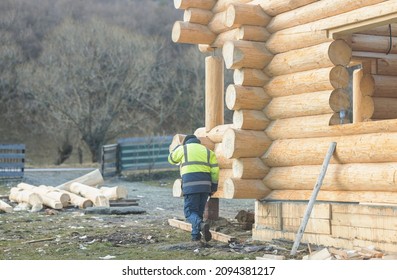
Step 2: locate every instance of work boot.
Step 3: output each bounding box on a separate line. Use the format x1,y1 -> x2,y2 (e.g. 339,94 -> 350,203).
200,222 -> 212,242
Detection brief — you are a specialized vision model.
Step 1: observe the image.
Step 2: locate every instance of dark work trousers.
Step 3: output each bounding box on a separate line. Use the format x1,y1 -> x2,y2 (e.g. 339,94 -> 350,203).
183,193 -> 209,240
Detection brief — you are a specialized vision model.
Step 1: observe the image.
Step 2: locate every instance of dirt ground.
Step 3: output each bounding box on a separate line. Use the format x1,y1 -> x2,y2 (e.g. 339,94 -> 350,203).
0,169 -> 308,260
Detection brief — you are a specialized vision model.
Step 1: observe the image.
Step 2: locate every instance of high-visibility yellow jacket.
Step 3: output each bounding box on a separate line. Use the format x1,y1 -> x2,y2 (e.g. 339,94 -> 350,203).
168,143 -> 219,195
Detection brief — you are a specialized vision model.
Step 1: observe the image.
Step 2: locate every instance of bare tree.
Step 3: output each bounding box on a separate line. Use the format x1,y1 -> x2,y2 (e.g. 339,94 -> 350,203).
18,18 -> 159,162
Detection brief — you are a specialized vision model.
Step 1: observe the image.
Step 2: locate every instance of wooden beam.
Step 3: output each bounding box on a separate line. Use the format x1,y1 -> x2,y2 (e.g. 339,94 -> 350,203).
223,128 -> 271,159
264,162 -> 397,192
225,3 -> 271,28
265,40 -> 351,77
168,218 -> 236,243
223,40 -> 273,69
174,0 -> 215,10
0,200 -> 12,213
265,114 -> 397,141
172,21 -> 216,45
233,68 -> 269,87
184,8 -> 213,25
225,85 -> 271,110
232,158 -> 270,179
262,132 -> 397,167
249,0 -> 319,17
56,169 -> 104,192
233,110 -> 270,130
264,66 -> 349,98
267,0 -> 387,33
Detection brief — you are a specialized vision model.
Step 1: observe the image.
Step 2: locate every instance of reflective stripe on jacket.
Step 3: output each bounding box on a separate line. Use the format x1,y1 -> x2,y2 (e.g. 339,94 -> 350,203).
168,143 -> 219,195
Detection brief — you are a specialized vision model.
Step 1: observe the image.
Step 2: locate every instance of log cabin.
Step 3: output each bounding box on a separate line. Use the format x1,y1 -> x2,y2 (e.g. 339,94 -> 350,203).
171,0 -> 397,253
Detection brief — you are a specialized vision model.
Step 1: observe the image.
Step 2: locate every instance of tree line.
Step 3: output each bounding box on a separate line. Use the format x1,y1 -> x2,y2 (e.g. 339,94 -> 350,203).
0,0 -> 231,163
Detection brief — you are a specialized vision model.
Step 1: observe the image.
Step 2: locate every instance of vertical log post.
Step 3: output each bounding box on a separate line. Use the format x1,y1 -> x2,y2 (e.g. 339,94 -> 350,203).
353,68 -> 364,123
204,55 -> 224,220
205,56 -> 224,131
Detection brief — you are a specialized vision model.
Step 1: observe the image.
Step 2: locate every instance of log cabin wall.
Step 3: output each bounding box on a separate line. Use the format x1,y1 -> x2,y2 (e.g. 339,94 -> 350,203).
172,0 -> 397,252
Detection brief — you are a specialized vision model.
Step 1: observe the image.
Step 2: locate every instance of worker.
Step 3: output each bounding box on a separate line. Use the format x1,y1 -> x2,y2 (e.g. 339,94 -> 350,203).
168,134 -> 219,242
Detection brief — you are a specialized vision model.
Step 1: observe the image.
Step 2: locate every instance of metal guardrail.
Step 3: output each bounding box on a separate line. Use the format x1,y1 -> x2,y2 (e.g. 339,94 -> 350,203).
101,136 -> 176,177
0,144 -> 25,179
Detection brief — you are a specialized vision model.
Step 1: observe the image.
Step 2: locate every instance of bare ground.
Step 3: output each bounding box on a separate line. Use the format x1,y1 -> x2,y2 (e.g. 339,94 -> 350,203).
0,169 -> 309,260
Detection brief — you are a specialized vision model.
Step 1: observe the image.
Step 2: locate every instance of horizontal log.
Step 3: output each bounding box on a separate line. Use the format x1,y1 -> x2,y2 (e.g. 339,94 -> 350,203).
56,169 -> 104,191
277,1 -> 397,37
249,0 -> 319,16
208,11 -> 230,34
206,124 -> 233,143
225,3 -> 271,28
373,75 -> 397,97
264,66 -> 349,98
224,178 -> 271,199
266,0 -> 386,33
233,68 -> 269,87
198,44 -> 216,53
174,0 -> 215,10
373,97 -> 397,119
223,40 -> 273,69
266,114 -> 397,140
172,21 -> 216,45
263,190 -> 397,204
168,218 -> 236,243
226,84 -> 271,110
350,34 -> 397,55
264,90 -> 349,120
61,190 -> 93,209
357,23 -> 397,37
0,200 -> 12,213
262,132 -> 397,167
9,188 -> 43,211
18,183 -> 70,207
266,30 -> 331,54
233,110 -> 270,130
70,182 -> 109,207
213,26 -> 270,47
223,128 -> 271,159
212,168 -> 233,198
238,26 -> 270,42
211,0 -> 251,13
265,40 -> 351,76
233,158 -> 270,179
264,163 -> 397,192
183,8 -> 213,25
377,57 -> 397,76
99,186 -> 128,200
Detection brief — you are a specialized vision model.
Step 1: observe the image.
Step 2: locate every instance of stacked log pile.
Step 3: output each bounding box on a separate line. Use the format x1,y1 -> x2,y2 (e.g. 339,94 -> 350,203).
172,0 -> 397,252
0,169 -> 129,213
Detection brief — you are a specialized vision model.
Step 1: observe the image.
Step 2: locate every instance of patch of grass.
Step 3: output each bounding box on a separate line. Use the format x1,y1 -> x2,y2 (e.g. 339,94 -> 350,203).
0,211 -> 266,260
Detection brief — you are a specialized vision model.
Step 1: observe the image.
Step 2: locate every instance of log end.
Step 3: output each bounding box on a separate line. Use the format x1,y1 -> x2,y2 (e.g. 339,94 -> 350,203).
329,39 -> 352,66
225,84 -> 237,110
172,179 -> 183,197
222,128 -> 236,159
172,21 -> 183,43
